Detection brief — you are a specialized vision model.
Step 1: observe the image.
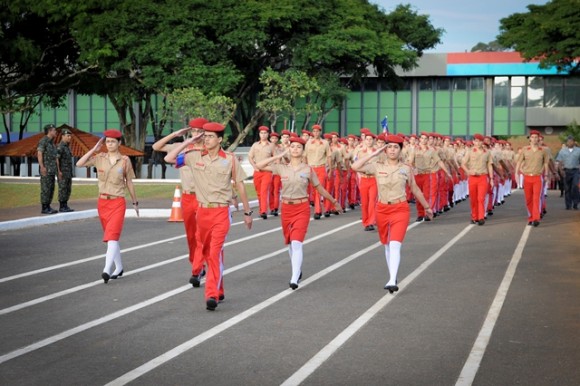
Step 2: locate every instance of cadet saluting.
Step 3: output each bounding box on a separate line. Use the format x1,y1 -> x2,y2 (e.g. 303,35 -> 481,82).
76,129 -> 139,283
352,135 -> 433,293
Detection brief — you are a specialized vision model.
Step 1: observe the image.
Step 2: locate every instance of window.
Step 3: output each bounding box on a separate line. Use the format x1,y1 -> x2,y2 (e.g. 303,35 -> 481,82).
510,76 -> 525,107
436,78 -> 450,90
527,77 -> 544,107
453,78 -> 467,90
419,79 -> 433,90
470,77 -> 484,90
564,77 -> 580,106
493,77 -> 509,107
545,77 -> 564,107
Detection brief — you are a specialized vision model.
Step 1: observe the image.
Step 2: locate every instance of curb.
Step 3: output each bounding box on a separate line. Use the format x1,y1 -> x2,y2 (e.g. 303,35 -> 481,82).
0,199 -> 259,232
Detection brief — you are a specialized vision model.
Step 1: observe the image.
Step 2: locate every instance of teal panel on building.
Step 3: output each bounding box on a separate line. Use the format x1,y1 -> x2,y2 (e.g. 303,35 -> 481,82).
363,92 -> 378,108
435,92 -> 451,108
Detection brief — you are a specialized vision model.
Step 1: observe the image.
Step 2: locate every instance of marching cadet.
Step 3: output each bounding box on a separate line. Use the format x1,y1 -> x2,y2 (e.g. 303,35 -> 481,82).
351,135 -> 433,293
304,124 -> 331,219
56,128 -> 75,212
346,134 -> 359,209
354,132 -> 378,230
268,131 -> 282,216
76,129 -> 139,283
248,126 -> 276,219
165,122 -> 253,311
37,124 -> 59,214
515,130 -> 550,227
255,137 -> 342,289
461,134 -> 494,225
152,117 -> 208,286
324,132 -> 343,216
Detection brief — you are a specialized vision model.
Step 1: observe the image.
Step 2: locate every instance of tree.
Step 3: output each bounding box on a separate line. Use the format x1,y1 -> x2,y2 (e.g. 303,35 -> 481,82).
498,0 -> 580,73
559,120 -> 580,143
471,41 -> 508,52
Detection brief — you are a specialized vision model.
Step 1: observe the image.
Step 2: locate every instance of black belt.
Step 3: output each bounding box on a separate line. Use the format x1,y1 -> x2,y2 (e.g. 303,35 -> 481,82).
563,168 -> 578,171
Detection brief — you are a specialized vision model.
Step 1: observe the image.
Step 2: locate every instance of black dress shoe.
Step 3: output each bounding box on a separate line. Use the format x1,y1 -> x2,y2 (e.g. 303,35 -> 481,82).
527,221 -> 533,226
533,221 -> 540,227
260,213 -> 267,219
206,297 -> 218,311
349,204 -> 355,210
324,211 -> 330,217
364,225 -> 371,231
416,216 -> 424,222
189,269 -> 205,287
487,210 -> 493,216
219,294 -> 225,303
424,217 -> 431,221
332,210 -> 340,215
443,205 -> 450,212
384,284 -> 399,293
314,213 -> 321,220
478,219 -> 485,226
101,272 -> 110,284
272,209 -> 279,216
289,282 -> 298,290
111,270 -> 124,279
368,225 -> 375,231
470,220 -> 477,224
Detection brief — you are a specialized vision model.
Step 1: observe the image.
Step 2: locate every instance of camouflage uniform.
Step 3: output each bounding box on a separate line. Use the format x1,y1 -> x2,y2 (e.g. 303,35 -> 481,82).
37,135 -> 57,208
57,138 -> 74,211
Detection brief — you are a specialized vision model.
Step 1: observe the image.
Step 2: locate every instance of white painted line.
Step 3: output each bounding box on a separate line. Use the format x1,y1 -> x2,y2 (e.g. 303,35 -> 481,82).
281,224 -> 474,386
0,227 -> 281,315
0,221 -> 361,364
455,225 -> 531,386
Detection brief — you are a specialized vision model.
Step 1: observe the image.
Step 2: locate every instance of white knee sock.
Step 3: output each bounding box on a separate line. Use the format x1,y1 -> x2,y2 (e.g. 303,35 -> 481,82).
384,244 -> 390,271
386,241 -> 402,286
104,240 -> 120,275
290,240 -> 303,284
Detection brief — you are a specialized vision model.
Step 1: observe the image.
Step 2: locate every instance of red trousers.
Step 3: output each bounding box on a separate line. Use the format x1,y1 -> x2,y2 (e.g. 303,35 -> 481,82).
269,174 -> 281,211
338,169 -> 348,209
324,169 -> 336,212
468,175 -> 488,221
523,175 -> 542,222
98,197 -> 125,242
196,207 -> 230,301
359,176 -> 377,227
415,173 -> 436,217
437,169 -> 448,210
348,170 -> 358,205
253,170 -> 272,214
182,193 -> 202,275
376,202 -> 410,244
310,166 -> 327,214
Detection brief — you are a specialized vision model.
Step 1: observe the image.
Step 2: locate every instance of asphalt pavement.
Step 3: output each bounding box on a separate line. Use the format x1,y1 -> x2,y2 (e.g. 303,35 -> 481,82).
0,190 -> 578,385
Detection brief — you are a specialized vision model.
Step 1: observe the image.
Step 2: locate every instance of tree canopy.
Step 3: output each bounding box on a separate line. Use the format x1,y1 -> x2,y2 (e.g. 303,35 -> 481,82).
498,0 -> 580,73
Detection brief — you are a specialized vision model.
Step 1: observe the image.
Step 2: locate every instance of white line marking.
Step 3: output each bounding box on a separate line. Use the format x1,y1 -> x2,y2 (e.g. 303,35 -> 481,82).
0,221 -> 361,365
455,225 -> 531,386
281,224 -> 474,386
0,227 -> 281,316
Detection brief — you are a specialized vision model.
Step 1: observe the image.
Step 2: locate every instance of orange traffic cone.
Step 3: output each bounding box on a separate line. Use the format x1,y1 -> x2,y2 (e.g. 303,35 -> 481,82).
168,185 -> 184,222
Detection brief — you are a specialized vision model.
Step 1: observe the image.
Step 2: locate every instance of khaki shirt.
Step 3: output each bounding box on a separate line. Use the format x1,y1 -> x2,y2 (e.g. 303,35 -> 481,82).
186,148 -> 247,204
305,139 -> 330,166
414,147 -> 441,173
329,144 -> 343,169
354,147 -> 377,174
360,162 -> 410,203
249,141 -> 275,170
271,163 -> 320,199
517,146 -> 549,175
85,153 -> 135,197
462,147 -> 492,175
180,146 -> 202,193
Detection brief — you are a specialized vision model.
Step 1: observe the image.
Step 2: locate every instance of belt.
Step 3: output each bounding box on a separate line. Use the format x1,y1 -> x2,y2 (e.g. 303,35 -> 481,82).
471,174 -> 488,176
99,194 -> 122,200
310,164 -> 326,168
417,171 -> 432,175
198,202 -> 229,208
379,197 -> 407,205
182,190 -> 196,195
525,174 -> 541,176
281,197 -> 309,205
359,174 -> 375,179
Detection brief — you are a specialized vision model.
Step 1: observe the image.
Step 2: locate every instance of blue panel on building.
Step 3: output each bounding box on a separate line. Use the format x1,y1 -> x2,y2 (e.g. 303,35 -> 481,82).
447,63 -> 564,76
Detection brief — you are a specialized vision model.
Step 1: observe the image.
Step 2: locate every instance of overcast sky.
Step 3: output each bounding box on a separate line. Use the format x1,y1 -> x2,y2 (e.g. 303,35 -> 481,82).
371,0 -> 548,52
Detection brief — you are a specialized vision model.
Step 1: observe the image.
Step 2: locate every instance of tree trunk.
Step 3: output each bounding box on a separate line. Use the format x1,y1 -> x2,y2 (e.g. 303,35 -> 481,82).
227,110 -> 264,151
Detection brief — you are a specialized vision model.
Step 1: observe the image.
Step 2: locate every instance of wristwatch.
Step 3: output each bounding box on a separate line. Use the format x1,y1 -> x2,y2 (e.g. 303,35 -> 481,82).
244,210 -> 253,216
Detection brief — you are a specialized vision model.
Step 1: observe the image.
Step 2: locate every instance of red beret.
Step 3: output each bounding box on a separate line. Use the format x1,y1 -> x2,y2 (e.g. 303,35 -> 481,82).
420,131 -> 430,137
258,126 -> 270,132
290,132 -> 299,138
103,129 -> 122,139
339,138 -> 348,144
323,133 -> 332,139
397,133 -> 406,138
365,132 -> 376,139
347,134 -> 357,139
360,128 -> 371,134
473,134 -> 484,141
409,134 -> 417,139
386,134 -> 404,144
281,130 -> 292,136
290,137 -> 306,145
189,118 -> 208,129
301,130 -> 311,136
311,124 -> 322,131
330,132 -> 339,137
270,131 -> 280,138
376,134 -> 387,142
203,122 -> 225,132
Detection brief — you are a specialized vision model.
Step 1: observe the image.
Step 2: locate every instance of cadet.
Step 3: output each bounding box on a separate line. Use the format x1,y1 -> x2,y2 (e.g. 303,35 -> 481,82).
37,124 -> 58,214
248,126 -> 275,219
56,128 -> 75,212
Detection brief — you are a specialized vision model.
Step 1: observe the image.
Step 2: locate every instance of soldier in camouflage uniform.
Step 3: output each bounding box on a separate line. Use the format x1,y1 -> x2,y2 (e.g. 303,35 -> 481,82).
37,124 -> 58,214
56,129 -> 75,212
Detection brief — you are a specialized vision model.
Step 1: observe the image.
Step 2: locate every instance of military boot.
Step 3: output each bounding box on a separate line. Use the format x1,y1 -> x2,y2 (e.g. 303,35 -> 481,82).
59,201 -> 74,212
41,204 -> 57,214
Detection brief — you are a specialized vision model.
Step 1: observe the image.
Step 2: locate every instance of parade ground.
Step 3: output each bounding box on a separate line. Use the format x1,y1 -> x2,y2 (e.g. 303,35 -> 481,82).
0,190 -> 578,385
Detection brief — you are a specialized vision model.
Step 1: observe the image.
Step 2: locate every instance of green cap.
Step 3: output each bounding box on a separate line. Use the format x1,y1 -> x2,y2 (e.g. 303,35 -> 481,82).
62,129 -> 71,135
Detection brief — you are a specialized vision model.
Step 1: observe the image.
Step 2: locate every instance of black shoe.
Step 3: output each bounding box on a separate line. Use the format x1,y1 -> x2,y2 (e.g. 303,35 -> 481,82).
101,272 -> 110,284
289,282 -> 298,290
424,217 -> 431,222
41,205 -> 58,214
487,210 -> 493,216
324,211 -> 330,217
206,297 -> 218,311
416,216 -> 424,222
111,270 -> 124,279
527,221 -> 533,226
218,294 -> 225,303
542,208 -> 547,214
331,210 -> 340,215
364,225 -> 371,231
384,284 -> 399,294
470,220 -> 477,224
272,209 -> 279,216
310,201 -> 315,207
314,213 -> 321,220
260,213 -> 267,219
478,219 -> 485,226
368,225 -> 375,231
189,269 -> 205,287
443,205 -> 450,212
349,204 -> 355,210
533,221 -> 540,227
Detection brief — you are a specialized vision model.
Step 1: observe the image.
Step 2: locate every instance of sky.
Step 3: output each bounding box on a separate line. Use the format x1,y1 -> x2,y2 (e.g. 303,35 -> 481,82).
371,0 -> 548,53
